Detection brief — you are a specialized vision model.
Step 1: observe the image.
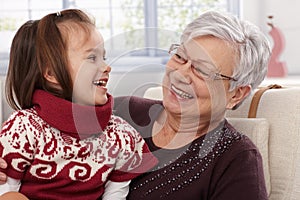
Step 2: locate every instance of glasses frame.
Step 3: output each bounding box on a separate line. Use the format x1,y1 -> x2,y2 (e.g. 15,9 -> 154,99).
168,44 -> 237,81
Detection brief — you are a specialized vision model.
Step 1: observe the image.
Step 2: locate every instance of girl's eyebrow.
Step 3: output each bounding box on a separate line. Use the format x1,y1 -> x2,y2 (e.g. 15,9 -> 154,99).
85,47 -> 96,53
85,47 -> 106,54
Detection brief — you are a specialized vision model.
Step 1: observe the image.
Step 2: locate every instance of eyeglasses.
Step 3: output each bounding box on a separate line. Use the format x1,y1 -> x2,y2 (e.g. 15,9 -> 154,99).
168,44 -> 237,81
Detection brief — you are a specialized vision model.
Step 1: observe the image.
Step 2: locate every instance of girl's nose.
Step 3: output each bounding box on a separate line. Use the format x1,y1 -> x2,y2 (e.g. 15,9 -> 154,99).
104,64 -> 111,73
101,61 -> 111,74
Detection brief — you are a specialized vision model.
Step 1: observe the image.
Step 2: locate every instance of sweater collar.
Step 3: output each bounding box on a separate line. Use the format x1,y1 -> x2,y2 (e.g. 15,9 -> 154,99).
32,89 -> 113,139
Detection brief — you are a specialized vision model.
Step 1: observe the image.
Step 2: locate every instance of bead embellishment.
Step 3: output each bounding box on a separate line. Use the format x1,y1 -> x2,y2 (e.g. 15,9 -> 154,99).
130,122 -> 242,198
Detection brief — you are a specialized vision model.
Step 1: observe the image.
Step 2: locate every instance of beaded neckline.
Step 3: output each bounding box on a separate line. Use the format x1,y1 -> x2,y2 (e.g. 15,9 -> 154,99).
130,120 -> 242,198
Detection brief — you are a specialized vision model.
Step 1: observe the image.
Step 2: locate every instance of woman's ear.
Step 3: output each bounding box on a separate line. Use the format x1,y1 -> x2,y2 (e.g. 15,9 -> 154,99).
226,85 -> 251,109
44,68 -> 59,85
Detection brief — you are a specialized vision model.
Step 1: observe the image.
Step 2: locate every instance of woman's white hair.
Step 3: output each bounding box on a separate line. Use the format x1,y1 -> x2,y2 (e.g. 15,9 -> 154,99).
181,10 -> 271,92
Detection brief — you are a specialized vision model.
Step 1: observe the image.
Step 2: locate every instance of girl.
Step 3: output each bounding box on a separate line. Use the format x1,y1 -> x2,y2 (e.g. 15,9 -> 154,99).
0,9 -> 157,200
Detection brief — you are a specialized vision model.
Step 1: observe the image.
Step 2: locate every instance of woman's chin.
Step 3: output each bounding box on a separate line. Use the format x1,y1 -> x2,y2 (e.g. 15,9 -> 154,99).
163,95 -> 182,114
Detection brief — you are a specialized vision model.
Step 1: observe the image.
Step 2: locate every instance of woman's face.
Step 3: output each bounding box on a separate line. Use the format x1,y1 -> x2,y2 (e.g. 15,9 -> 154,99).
67,26 -> 111,106
162,35 -> 236,124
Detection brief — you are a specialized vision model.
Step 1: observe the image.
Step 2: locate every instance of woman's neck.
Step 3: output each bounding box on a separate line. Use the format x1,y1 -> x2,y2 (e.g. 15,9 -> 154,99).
152,109 -> 220,149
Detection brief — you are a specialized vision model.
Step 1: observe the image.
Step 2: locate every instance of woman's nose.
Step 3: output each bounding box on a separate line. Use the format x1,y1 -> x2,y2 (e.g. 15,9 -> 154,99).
176,60 -> 193,83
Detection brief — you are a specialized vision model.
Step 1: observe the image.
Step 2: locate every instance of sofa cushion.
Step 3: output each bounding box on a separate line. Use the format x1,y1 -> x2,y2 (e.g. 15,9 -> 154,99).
143,86 -> 163,100
227,87 -> 300,200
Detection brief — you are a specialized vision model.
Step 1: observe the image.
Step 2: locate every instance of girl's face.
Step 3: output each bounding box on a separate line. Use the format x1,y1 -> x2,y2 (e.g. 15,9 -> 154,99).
67,25 -> 111,106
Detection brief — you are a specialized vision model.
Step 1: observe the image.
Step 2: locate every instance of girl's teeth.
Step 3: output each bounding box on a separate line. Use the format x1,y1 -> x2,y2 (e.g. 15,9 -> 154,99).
93,80 -> 106,86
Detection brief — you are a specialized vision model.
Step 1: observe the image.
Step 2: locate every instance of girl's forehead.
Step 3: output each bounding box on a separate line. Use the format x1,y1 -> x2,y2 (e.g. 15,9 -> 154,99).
58,22 -> 95,39
62,24 -> 104,51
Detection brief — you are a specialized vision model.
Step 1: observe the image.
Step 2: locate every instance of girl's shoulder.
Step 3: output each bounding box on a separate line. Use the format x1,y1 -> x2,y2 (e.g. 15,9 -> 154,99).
101,114 -> 145,150
1,108 -> 43,132
6,108 -> 37,119
105,114 -> 141,140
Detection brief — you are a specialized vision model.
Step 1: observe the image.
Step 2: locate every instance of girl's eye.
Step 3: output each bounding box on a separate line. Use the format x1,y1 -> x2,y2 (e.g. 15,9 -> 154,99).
88,55 -> 97,61
88,53 -> 107,62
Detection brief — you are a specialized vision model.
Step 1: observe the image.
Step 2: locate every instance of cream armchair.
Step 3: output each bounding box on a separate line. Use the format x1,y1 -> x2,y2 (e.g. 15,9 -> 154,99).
143,85 -> 300,200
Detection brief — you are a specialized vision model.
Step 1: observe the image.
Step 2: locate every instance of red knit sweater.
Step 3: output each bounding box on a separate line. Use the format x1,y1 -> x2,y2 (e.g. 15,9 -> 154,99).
0,90 -> 157,199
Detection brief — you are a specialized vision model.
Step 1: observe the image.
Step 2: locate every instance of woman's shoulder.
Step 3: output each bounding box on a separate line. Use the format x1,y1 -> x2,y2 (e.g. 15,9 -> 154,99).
219,120 -> 262,161
113,96 -> 163,128
225,121 -> 259,151
113,96 -> 163,113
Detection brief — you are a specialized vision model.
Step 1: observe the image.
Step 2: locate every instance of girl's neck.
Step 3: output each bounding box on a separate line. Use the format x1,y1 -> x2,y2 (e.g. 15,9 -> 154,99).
32,89 -> 113,139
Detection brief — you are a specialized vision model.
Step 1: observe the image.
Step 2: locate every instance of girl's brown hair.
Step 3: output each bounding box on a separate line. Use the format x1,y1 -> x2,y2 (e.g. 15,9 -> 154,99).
6,20 -> 41,110
6,9 -> 95,110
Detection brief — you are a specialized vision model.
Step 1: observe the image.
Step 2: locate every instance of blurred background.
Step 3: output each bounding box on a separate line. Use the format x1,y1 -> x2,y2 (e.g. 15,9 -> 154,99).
0,0 -> 299,116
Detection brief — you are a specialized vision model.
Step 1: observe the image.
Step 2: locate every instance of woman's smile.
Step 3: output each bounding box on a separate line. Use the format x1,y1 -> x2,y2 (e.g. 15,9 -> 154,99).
171,84 -> 193,100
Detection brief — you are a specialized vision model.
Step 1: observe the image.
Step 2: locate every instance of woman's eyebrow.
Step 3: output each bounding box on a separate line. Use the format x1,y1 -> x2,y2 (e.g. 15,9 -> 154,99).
182,44 -> 219,69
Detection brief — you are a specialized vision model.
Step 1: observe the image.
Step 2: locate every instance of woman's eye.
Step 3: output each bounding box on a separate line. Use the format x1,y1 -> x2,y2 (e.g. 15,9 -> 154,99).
174,54 -> 186,63
193,66 -> 211,77
103,56 -> 107,61
175,53 -> 182,59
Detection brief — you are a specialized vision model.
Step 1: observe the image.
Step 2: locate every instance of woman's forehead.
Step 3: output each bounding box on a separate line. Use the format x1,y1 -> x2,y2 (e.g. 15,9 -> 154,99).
184,36 -> 236,72
182,37 -> 216,65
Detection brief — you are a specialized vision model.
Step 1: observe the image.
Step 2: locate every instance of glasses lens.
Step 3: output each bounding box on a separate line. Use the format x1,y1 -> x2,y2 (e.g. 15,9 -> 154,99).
168,44 -> 236,81
169,44 -> 179,55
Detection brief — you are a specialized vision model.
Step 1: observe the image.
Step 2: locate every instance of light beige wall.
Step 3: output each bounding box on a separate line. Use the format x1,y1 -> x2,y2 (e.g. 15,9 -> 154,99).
242,0 -> 300,75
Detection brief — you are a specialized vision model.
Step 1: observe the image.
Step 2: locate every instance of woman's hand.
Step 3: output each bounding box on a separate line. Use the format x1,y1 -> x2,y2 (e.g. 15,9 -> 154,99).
0,158 -> 7,184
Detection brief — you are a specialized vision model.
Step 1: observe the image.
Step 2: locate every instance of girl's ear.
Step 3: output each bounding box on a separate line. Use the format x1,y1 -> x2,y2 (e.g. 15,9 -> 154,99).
43,68 -> 59,85
226,85 -> 251,109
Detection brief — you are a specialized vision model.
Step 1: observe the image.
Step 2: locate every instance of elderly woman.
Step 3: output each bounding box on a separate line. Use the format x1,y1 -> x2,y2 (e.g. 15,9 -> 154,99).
113,10 -> 271,200
0,11 -> 270,200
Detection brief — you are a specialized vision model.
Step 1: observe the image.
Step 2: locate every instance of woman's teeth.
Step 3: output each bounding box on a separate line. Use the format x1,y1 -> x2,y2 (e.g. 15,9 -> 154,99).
171,85 -> 193,99
93,80 -> 107,87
